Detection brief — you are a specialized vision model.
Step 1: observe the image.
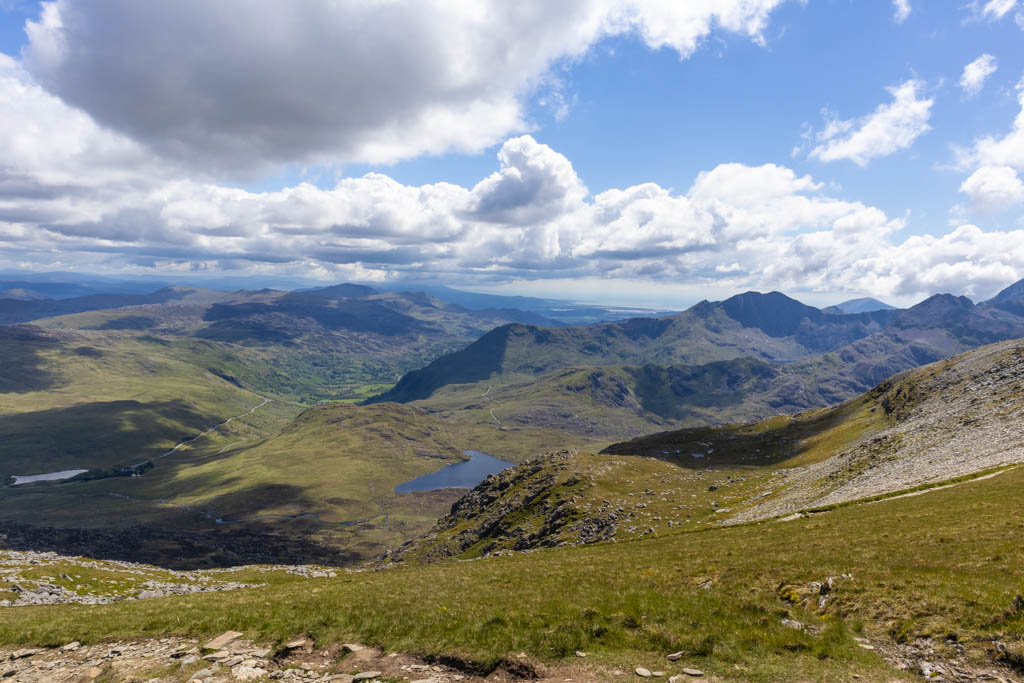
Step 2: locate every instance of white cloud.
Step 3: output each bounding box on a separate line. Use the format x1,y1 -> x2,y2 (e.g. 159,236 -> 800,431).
808,80 -> 933,166
960,54 -> 998,97
19,0 -> 790,174
976,0 -> 1018,21
892,0 -> 911,23
956,82 -> 1024,171
960,165 -> 1024,210
466,136 -> 587,225
1,48 -> 1022,303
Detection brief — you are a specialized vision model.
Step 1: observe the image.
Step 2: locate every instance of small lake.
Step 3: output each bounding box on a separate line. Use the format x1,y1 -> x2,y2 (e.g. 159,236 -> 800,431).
395,450 -> 514,493
11,469 -> 88,485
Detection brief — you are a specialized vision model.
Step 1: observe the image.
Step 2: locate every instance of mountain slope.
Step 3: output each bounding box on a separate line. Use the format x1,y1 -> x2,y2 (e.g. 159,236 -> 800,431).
0,286 -> 225,325
397,335 -> 1024,564
0,325 -> 301,480
29,285 -> 566,401
368,291 -> 897,404
372,293 -> 1024,444
987,277 -> 1024,317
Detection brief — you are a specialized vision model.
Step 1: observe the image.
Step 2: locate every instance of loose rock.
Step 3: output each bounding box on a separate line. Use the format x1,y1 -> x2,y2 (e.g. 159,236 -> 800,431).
205,631 -> 244,650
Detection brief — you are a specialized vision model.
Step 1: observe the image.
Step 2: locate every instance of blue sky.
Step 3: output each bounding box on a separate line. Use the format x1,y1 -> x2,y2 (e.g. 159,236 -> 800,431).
1,1 -> 1024,308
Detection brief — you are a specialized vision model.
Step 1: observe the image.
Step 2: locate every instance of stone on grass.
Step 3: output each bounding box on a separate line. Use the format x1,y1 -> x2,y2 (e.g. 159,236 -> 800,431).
285,637 -> 311,650
575,650 -> 587,657
682,668 -> 704,677
666,651 -> 684,661
636,666 -> 652,677
204,631 -> 243,651
342,643 -> 364,653
352,672 -> 382,681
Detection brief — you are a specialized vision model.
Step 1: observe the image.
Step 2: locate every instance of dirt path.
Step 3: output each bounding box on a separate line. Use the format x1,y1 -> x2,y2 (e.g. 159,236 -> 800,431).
776,466 -> 1019,523
136,398 -> 274,467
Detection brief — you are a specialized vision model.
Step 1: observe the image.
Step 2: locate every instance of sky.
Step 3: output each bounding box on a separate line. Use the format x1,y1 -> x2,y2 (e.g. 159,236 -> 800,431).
1,1 -> 1024,308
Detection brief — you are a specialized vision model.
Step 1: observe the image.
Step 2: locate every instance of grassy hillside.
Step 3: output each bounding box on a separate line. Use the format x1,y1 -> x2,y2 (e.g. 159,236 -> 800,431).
0,325 -> 300,480
2,460 -> 1022,680
32,287 -> 565,402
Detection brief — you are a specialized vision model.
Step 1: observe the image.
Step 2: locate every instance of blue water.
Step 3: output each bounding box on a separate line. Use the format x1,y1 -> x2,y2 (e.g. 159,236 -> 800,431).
395,450 -> 514,493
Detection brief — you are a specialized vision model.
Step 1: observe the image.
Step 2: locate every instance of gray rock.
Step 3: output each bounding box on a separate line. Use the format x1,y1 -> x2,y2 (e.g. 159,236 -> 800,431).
204,631 -> 244,650
636,667 -> 652,677
352,673 -> 382,681
232,665 -> 269,681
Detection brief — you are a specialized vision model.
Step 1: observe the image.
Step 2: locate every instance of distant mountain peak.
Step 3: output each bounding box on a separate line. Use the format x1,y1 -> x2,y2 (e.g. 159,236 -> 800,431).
987,278 -> 1024,304
718,290 -> 821,338
308,283 -> 378,299
911,293 -> 974,310
822,297 -> 896,315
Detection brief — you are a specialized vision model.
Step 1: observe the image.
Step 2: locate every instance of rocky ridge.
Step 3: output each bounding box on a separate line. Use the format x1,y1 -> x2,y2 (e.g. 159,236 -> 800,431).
728,338 -> 1024,522
0,549 -> 343,607
388,450 -> 624,563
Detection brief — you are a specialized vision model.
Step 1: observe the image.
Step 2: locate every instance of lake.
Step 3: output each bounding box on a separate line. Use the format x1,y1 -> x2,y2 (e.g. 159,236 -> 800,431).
395,450 -> 514,493
11,469 -> 88,485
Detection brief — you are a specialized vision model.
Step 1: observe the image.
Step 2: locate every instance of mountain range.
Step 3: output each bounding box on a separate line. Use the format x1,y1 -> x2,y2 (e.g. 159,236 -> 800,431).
368,282 -> 1024,439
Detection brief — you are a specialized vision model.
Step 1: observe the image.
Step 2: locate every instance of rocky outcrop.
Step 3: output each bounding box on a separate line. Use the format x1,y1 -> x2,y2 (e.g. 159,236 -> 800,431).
0,550 -> 270,607
388,450 -> 620,563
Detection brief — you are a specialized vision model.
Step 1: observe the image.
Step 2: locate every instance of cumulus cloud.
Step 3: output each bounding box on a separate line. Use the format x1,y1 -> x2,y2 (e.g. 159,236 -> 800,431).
808,80 -> 933,166
960,54 -> 998,97
952,77 -> 1024,221
955,80 -> 1024,172
466,136 -> 587,225
960,165 -> 1024,210
19,0 -> 789,174
892,0 -> 911,23
2,46 -> 1022,303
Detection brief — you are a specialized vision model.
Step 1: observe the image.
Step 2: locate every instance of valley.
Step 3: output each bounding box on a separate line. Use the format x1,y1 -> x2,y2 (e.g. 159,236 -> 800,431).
6,6 -> 1024,680
2,279 -> 1024,680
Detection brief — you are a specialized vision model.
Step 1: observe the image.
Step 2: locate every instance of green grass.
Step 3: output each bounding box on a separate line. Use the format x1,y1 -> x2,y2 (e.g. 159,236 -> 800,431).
4,461 -> 1024,679
0,331 -> 302,479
